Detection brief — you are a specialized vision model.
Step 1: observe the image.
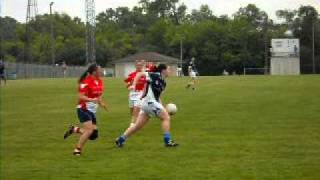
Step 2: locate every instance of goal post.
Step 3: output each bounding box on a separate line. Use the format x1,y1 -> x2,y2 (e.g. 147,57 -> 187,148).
243,68 -> 270,75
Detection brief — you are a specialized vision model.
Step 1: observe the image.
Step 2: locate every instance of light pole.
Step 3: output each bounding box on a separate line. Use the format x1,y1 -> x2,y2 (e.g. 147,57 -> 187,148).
263,15 -> 269,75
312,22 -> 316,74
50,2 -> 55,66
180,38 -> 183,68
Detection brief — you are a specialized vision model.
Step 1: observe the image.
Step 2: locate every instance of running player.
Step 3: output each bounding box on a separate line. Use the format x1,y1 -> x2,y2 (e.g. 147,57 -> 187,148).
115,64 -> 178,148
124,60 -> 146,128
63,64 -> 107,155
186,65 -> 197,90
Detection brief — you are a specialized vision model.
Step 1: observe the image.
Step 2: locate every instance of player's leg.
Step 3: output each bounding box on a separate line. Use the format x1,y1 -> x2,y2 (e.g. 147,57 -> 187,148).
191,78 -> 196,90
123,101 -> 141,139
64,109 -> 88,139
128,99 -> 135,127
131,104 -> 141,124
129,107 -> 135,126
74,121 -> 95,155
158,108 -> 178,147
63,125 -> 83,139
116,111 -> 149,147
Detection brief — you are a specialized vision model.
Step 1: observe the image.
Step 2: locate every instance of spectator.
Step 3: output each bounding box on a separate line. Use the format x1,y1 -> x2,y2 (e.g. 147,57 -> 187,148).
0,60 -> 6,86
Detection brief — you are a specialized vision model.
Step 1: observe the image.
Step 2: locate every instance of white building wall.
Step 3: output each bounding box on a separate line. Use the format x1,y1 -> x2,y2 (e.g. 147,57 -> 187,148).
271,57 -> 300,75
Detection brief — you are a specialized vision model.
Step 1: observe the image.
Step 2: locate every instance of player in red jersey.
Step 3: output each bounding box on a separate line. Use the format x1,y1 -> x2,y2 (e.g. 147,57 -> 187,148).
63,64 -> 107,156
124,60 -> 147,128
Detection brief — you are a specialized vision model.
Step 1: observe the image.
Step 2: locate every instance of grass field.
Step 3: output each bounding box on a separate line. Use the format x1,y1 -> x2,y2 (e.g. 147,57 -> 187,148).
1,76 -> 320,180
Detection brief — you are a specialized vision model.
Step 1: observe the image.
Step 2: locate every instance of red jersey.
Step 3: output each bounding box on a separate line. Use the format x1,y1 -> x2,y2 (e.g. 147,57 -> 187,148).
124,71 -> 146,91
78,75 -> 104,112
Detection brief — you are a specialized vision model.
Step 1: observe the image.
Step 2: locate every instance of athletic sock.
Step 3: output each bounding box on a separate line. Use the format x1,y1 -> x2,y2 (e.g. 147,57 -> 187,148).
164,132 -> 171,144
73,127 -> 81,134
119,135 -> 126,143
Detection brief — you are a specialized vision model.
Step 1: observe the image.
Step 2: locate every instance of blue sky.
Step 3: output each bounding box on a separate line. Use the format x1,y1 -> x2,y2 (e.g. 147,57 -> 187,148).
1,0 -> 320,22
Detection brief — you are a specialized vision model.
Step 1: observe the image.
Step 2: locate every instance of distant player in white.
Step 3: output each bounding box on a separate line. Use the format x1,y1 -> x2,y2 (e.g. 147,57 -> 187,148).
186,65 -> 197,90
116,64 -> 178,147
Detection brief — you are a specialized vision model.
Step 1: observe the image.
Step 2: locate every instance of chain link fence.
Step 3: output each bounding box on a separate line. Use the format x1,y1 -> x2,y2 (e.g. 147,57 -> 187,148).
4,62 -> 89,79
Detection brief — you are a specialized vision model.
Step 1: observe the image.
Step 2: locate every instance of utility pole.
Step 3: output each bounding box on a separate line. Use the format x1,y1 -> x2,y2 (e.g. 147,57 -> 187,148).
85,0 -> 96,64
312,22 -> 316,74
25,0 -> 38,78
0,0 -> 3,61
180,39 -> 183,68
50,2 -> 55,66
25,0 -> 38,64
263,15 -> 269,75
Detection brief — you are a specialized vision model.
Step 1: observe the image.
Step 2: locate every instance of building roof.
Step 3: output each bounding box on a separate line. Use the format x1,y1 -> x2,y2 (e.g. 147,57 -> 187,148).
115,52 -> 179,64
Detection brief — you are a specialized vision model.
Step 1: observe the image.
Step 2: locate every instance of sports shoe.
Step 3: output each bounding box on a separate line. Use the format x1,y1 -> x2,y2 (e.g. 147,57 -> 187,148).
64,125 -> 74,139
73,147 -> 81,156
165,140 -> 179,147
115,137 -> 125,148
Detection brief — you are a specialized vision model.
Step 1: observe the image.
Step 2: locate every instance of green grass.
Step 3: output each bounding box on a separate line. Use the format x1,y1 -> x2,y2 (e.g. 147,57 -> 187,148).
1,76 -> 320,180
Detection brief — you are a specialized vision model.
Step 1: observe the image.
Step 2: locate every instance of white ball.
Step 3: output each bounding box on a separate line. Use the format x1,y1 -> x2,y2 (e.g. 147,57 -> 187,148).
166,103 -> 177,115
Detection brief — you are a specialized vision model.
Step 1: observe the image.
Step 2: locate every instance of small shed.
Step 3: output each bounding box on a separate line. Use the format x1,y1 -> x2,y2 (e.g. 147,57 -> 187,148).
114,52 -> 179,77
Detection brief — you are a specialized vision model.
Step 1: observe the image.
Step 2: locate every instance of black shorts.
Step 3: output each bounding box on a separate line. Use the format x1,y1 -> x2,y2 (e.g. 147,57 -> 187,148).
0,73 -> 5,78
77,108 -> 97,125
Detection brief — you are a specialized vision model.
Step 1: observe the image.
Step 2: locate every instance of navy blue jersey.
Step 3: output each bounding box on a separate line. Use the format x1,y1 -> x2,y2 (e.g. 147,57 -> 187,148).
142,72 -> 166,102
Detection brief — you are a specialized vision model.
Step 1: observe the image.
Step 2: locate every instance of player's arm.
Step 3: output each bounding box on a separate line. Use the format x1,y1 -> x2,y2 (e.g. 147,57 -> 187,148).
78,93 -> 99,103
130,72 -> 145,90
124,75 -> 133,89
98,96 -> 108,111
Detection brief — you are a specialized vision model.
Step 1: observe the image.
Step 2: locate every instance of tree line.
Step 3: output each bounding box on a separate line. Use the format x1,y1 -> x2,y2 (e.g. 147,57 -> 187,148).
0,0 -> 319,75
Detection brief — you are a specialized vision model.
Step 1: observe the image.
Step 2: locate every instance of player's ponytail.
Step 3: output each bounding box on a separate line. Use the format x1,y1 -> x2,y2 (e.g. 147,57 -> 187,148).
78,64 -> 98,83
156,64 -> 167,73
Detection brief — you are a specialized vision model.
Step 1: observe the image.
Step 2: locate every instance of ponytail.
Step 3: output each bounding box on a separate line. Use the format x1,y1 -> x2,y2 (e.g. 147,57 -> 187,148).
78,64 -> 98,83
79,70 -> 89,83
156,64 -> 167,73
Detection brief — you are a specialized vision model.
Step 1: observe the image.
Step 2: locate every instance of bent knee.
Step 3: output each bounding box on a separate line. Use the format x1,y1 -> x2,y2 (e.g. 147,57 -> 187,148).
89,129 -> 98,140
160,112 -> 170,122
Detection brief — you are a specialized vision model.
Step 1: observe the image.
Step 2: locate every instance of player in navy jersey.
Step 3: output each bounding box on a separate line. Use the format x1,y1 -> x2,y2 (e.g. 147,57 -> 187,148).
115,64 -> 178,147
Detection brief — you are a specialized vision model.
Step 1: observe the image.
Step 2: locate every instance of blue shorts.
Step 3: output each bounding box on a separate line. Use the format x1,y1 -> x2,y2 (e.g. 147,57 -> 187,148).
77,108 -> 97,124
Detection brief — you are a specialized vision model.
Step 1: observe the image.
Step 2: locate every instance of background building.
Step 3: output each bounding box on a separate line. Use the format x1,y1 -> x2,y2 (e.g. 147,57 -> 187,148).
270,39 -> 300,75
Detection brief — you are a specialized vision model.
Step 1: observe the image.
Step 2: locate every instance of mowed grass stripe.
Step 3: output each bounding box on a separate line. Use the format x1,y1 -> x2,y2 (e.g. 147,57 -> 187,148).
1,76 -> 320,180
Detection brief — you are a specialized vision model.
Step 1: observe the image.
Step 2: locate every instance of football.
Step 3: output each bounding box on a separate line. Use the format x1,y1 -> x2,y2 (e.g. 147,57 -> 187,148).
166,103 -> 177,115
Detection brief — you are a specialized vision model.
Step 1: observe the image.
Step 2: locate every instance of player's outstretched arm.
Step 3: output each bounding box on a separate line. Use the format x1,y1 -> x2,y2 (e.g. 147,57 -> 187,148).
130,72 -> 146,90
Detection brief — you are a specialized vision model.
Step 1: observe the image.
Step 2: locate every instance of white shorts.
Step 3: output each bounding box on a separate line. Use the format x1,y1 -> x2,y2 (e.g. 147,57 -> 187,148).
128,91 -> 143,108
140,100 -> 165,117
190,71 -> 196,78
129,99 -> 142,108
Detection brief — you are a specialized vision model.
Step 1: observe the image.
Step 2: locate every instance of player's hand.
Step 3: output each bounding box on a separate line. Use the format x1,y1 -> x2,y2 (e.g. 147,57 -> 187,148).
99,102 -> 108,111
128,85 -> 135,91
91,98 -> 99,103
98,98 -> 108,111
